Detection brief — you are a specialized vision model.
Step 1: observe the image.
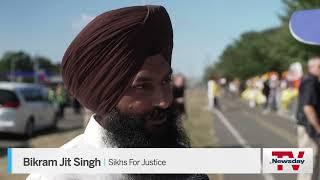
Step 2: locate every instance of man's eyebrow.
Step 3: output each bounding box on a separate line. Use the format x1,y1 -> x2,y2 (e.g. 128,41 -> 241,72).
135,68 -> 173,82
135,76 -> 153,82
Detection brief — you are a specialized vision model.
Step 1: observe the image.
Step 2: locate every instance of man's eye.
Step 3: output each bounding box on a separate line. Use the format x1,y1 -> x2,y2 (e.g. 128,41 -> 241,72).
134,85 -> 145,89
133,84 -> 151,90
162,78 -> 172,85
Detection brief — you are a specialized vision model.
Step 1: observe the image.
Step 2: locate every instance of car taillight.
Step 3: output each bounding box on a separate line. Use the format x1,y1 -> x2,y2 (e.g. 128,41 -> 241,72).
2,101 -> 20,108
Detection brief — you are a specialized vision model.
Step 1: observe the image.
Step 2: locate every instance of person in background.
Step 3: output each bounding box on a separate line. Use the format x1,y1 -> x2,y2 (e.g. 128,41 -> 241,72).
207,76 -> 220,110
269,73 -> 280,111
290,9 -> 320,180
262,77 -> 270,112
56,83 -> 67,119
219,77 -> 227,93
48,87 -> 60,118
172,73 -> 187,117
207,78 -> 214,109
286,62 -> 303,116
296,57 -> 320,180
48,87 -> 56,103
228,79 -> 240,97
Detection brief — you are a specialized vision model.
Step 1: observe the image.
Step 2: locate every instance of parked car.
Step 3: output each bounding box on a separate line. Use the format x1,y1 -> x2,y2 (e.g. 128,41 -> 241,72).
0,82 -> 58,137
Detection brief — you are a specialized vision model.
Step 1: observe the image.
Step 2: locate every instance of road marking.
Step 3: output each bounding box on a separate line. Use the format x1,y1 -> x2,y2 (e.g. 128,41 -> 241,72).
223,97 -> 296,145
213,109 -> 275,180
214,109 -> 250,148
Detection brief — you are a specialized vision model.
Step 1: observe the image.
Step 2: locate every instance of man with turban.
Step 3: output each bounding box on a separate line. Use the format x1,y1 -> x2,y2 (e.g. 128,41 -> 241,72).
27,5 -> 209,180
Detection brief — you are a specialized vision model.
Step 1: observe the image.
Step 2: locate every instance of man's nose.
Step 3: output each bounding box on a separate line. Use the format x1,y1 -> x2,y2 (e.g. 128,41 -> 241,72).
156,100 -> 170,109
153,90 -> 172,109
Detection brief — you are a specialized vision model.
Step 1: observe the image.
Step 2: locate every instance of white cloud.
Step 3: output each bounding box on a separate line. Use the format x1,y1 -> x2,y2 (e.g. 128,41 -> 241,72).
72,13 -> 95,32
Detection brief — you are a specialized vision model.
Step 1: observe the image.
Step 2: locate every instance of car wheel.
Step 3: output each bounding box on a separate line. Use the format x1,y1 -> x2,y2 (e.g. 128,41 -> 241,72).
24,119 -> 34,138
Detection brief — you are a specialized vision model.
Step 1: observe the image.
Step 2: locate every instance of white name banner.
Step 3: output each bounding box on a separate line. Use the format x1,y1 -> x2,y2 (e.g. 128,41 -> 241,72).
8,148 -> 261,174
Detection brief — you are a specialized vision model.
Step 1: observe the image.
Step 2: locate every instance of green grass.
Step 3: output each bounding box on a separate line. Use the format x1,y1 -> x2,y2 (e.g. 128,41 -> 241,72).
184,88 -> 217,147
184,88 -> 221,180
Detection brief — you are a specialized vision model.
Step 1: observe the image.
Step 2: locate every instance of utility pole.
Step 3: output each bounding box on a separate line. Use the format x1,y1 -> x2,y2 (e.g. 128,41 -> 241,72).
10,57 -> 16,82
33,56 -> 39,84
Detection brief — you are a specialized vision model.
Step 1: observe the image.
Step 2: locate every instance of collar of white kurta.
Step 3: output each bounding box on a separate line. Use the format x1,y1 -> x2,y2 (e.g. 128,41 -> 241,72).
82,114 -> 115,148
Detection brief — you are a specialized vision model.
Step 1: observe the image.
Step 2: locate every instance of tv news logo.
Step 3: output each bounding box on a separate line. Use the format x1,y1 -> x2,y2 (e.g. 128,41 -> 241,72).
263,148 -> 313,173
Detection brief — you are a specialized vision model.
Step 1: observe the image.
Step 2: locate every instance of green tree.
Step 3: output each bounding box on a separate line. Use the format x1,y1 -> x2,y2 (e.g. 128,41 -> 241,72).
0,51 -> 33,72
35,56 -> 60,73
280,0 -> 320,22
0,51 -> 59,73
204,0 -> 320,81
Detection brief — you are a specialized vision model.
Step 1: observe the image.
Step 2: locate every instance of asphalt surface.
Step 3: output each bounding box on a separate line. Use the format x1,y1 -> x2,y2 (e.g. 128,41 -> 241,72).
0,108 -> 84,157
212,95 -> 298,180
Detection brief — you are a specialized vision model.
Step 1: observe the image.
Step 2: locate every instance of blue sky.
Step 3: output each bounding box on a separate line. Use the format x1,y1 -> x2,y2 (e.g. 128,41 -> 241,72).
0,0 -> 284,78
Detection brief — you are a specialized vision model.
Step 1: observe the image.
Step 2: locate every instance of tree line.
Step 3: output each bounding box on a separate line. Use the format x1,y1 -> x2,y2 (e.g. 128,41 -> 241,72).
0,51 -> 60,80
204,0 -> 320,81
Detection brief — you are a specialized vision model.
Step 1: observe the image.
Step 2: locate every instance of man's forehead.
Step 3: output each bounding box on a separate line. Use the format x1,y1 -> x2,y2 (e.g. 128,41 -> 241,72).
137,54 -> 171,73
309,57 -> 320,66
143,54 -> 170,67
133,58 -> 171,81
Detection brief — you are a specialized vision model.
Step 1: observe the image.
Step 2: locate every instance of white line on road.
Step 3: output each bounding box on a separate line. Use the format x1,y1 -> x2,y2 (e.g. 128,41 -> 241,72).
213,109 -> 275,180
214,109 -> 250,148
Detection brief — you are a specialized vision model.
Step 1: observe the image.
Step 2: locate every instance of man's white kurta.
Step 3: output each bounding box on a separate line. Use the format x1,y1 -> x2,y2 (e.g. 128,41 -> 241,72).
26,115 -> 125,180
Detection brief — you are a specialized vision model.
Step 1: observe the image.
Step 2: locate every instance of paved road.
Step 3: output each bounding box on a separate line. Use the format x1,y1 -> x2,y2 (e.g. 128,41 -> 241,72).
0,108 -> 84,157
0,108 -> 84,180
212,96 -> 297,180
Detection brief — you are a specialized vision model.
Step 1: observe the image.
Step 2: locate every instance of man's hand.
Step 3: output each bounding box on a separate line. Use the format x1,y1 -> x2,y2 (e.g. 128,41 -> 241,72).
304,105 -> 320,134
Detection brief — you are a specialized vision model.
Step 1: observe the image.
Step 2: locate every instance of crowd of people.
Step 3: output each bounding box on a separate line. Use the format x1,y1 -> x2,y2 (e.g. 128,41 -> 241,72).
240,61 -> 303,116
204,61 -> 304,117
207,57 -> 320,180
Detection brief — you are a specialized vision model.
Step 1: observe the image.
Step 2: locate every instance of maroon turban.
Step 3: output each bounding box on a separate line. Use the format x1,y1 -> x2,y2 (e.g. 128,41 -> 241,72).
61,5 -> 173,116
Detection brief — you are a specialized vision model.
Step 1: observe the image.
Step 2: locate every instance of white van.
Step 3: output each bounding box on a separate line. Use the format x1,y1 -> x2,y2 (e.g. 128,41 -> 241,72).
0,82 -> 58,137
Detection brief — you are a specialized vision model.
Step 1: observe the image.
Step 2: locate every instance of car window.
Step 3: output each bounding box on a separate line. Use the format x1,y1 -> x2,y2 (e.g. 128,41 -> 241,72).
19,88 -> 43,102
0,89 -> 19,104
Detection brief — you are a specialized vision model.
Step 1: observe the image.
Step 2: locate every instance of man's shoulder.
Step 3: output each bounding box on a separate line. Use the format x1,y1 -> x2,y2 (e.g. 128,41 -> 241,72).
26,173 -> 80,180
25,135 -> 84,180
60,134 -> 85,149
26,173 -> 123,180
302,75 -> 318,83
300,75 -> 318,88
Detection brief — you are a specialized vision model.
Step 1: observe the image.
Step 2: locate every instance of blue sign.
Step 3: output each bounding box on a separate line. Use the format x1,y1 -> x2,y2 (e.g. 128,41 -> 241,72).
290,9 -> 320,45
